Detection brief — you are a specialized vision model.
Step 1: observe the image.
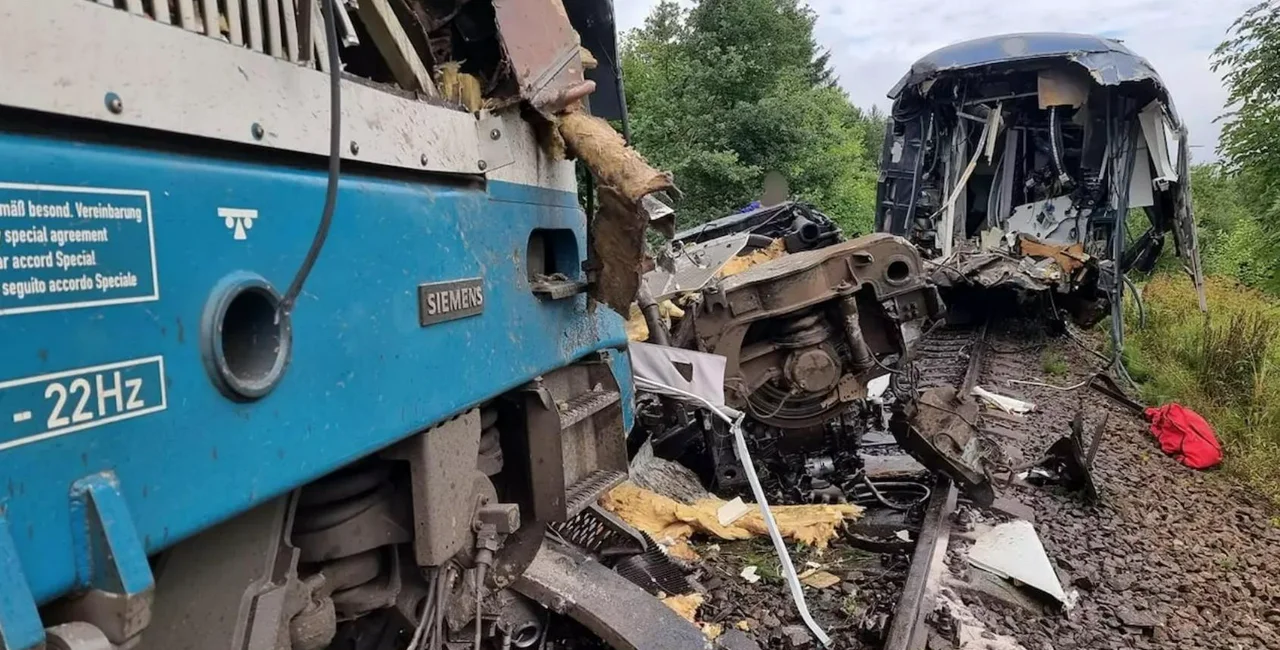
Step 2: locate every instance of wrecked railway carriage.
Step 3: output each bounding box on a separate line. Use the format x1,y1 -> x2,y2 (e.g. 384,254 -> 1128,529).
875,33 -> 1205,324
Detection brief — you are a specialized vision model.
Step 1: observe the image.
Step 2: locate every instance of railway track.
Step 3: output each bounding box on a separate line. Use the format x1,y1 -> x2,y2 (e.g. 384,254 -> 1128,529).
884,320 -> 1061,649
883,323 -> 988,650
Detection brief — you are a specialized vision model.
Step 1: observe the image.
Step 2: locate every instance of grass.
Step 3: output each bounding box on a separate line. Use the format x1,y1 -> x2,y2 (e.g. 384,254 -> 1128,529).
1125,274 -> 1280,504
1042,351 -> 1069,379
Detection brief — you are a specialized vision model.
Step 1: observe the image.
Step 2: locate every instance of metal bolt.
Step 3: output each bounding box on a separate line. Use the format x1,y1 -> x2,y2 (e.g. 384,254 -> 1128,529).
251,123 -> 265,140
478,160 -> 488,171
420,154 -> 429,166
489,128 -> 502,140
104,92 -> 123,114
349,141 -> 360,155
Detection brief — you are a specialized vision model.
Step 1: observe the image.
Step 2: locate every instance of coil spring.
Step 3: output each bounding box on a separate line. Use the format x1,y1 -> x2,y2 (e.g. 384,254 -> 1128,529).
295,461 -> 396,616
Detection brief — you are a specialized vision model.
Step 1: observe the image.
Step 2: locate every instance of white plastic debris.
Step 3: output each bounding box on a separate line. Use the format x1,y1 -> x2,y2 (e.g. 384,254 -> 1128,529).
866,374 -> 891,400
740,565 -> 761,584
895,530 -> 913,542
966,520 -> 1068,605
717,497 -> 753,527
971,386 -> 1035,414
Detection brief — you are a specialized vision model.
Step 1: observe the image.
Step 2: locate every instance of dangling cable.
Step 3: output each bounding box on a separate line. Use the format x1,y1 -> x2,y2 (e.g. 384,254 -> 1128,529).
280,0 -> 343,316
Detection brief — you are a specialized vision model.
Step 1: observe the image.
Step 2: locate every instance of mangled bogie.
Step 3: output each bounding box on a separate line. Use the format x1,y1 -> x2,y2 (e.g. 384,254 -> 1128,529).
633,226 -> 943,491
697,234 -> 939,428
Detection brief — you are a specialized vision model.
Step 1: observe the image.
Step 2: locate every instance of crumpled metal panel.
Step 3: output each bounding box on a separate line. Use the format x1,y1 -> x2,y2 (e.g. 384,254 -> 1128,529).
493,0 -> 594,112
515,541 -> 755,650
889,32 -> 1174,118
643,234 -> 751,300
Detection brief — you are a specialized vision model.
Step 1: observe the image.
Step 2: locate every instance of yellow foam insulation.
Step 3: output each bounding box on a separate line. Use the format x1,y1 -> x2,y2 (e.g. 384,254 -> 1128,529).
718,239 -> 787,278
557,110 -> 675,314
625,300 -> 686,341
579,46 -> 599,70
666,539 -> 702,562
436,63 -> 483,113
661,593 -> 703,622
560,110 -> 674,204
659,594 -> 722,640
600,482 -> 862,552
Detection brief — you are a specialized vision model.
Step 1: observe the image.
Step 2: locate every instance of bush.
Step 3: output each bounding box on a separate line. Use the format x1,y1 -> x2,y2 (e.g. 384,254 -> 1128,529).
1126,275 -> 1280,502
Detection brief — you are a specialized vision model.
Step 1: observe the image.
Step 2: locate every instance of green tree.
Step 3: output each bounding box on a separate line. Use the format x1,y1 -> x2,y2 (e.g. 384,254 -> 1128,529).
1188,164 -> 1270,286
862,105 -> 888,164
1212,0 -> 1280,290
621,0 -> 879,234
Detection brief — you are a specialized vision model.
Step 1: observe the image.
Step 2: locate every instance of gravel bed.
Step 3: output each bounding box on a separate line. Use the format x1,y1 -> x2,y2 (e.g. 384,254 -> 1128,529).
951,323 -> 1280,650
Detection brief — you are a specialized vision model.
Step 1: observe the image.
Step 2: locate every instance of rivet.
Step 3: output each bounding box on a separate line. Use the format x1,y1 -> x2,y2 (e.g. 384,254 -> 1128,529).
349,141 -> 360,155
420,154 -> 429,166
490,129 -> 502,140
478,160 -> 488,171
104,92 -> 123,115
251,123 -> 265,140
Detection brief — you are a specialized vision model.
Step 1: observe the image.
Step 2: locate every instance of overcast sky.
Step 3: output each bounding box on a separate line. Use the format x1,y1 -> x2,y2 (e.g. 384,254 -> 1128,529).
615,1 -> 1251,160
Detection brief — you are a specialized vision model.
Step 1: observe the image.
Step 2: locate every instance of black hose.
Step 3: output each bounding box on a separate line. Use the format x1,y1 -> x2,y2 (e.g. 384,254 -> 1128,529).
280,0 -> 342,316
1123,273 -> 1146,329
1049,106 -> 1068,184
847,478 -> 931,510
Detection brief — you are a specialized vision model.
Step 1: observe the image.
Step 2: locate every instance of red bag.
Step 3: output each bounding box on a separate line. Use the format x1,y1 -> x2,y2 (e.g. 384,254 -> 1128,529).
1144,403 -> 1223,470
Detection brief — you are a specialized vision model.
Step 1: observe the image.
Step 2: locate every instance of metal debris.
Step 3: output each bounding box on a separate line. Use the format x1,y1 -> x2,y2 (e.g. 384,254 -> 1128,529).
972,386 -> 1036,414
966,520 -> 1069,606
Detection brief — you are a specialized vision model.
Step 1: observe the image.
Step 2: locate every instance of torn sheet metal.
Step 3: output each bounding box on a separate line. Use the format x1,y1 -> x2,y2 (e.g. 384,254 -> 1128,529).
1139,101 -> 1178,183
493,0 -> 594,112
1005,196 -> 1086,244
892,386 -> 995,506
643,234 -> 751,301
927,243 -> 1107,327
1130,139 -> 1156,208
889,33 -> 1169,104
931,252 -> 1062,293
966,520 -> 1069,605
1030,411 -> 1105,502
515,540 -> 757,650
629,342 -> 728,407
